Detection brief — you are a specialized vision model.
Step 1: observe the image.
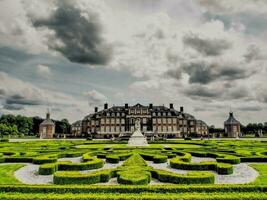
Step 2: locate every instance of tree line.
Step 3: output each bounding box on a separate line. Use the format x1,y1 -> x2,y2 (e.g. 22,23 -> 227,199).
209,123 -> 267,135
0,114 -> 71,137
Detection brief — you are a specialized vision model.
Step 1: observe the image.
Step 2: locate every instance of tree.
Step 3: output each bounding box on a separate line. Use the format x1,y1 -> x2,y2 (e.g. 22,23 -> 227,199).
0,123 -> 19,137
59,119 -> 71,134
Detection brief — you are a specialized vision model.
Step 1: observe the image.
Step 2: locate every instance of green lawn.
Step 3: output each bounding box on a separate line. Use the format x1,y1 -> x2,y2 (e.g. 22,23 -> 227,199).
0,164 -> 25,184
250,164 -> 267,185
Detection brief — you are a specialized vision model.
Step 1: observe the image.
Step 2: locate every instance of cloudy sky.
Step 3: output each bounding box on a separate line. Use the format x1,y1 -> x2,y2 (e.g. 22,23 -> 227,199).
0,0 -> 267,127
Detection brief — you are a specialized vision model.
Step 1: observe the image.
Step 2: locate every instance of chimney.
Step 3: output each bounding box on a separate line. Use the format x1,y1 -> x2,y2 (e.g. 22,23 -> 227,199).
180,106 -> 184,112
94,107 -> 98,113
125,103 -> 128,109
229,112 -> 233,117
170,103 -> 174,109
104,103 -> 108,110
149,103 -> 153,109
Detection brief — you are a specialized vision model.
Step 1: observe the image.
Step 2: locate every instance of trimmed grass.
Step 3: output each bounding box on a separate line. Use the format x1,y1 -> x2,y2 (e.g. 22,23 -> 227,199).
0,164 -> 25,184
250,164 -> 267,185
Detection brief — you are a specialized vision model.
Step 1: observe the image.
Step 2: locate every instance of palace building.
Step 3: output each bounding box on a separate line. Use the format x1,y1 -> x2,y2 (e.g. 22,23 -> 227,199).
80,103 -> 208,139
39,111 -> 55,139
224,112 -> 241,138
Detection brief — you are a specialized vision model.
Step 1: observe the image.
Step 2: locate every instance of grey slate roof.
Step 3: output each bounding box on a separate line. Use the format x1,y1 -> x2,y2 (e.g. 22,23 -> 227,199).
224,112 -> 240,125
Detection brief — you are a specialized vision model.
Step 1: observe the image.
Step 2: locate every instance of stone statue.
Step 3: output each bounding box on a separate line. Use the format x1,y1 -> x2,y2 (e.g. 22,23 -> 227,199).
134,119 -> 141,131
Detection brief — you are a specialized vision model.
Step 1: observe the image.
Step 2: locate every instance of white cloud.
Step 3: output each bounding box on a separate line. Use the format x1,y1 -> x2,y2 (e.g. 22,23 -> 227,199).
36,64 -> 51,77
83,89 -> 107,106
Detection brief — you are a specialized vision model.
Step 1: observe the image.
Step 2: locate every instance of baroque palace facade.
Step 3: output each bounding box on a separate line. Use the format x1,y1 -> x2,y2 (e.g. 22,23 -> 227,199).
76,103 -> 208,139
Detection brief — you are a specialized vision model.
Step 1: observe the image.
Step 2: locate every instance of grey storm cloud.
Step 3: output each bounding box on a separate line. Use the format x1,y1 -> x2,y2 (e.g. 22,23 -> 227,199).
244,44 -> 262,62
183,33 -> 231,56
3,104 -> 24,111
5,94 -> 43,106
185,85 -> 221,98
32,1 -> 112,65
237,105 -> 262,112
181,61 -> 248,84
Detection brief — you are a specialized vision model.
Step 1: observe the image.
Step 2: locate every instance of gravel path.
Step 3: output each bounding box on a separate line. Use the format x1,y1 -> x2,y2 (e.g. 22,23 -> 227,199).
14,163 -> 53,184
58,156 -> 82,163
13,158 -> 124,184
146,156 -> 260,184
10,156 -> 262,185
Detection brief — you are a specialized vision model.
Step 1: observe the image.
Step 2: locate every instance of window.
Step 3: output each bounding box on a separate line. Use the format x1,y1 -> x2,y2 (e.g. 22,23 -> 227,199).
168,126 -> 172,132
106,118 -> 110,124
168,112 -> 171,116
162,118 -> 166,123
143,118 -> 147,123
168,118 -> 172,124
111,113 -> 115,117
143,126 -> 147,131
116,113 -> 120,117
110,126 -> 114,132
107,113 -> 110,117
111,118 -> 115,124
153,112 -> 156,116
116,118 -> 120,124
136,109 -> 141,114
101,118 -> 105,124
153,118 -> 156,124
142,109 -> 147,114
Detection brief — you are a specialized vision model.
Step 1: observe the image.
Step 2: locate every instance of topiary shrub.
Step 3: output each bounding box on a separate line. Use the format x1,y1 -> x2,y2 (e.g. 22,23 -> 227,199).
32,155 -> 58,164
151,169 -> 215,184
153,155 -> 168,163
170,157 -> 233,175
39,163 -> 58,175
106,155 -> 120,163
53,169 -> 115,185
58,157 -> 104,171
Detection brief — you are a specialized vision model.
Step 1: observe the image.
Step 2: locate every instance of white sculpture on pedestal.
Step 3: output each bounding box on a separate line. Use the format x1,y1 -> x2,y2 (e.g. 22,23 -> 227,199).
128,118 -> 148,146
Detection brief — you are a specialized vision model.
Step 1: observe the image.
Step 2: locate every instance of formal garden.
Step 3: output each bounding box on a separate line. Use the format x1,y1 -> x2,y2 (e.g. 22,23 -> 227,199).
0,139 -> 266,199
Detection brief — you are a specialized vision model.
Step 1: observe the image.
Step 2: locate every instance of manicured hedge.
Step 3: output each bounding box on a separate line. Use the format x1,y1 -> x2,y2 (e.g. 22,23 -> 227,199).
240,157 -> 267,162
170,157 -> 233,175
151,169 -> 215,184
172,152 -> 191,162
4,157 -> 33,163
39,163 -> 58,175
0,185 -> 267,194
0,153 -> 4,163
117,169 -> 151,185
116,154 -> 152,185
58,157 -> 104,171
216,155 -> 241,164
153,155 -> 168,163
32,155 -> 58,164
53,169 -> 115,185
106,155 -> 120,163
139,152 -> 168,163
